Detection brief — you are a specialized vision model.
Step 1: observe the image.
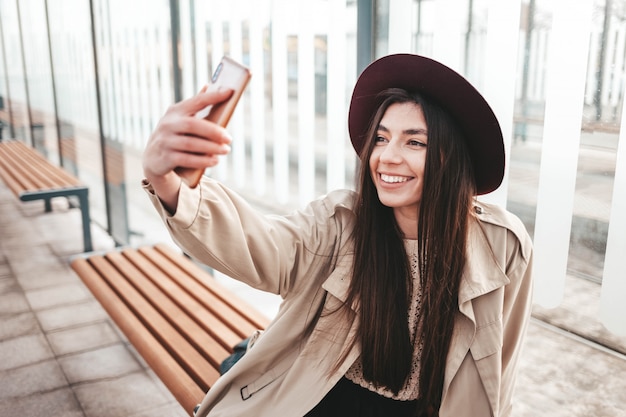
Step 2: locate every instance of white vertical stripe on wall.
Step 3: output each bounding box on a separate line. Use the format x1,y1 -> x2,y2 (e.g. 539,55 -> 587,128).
600,100 -> 626,336
249,0 -> 267,195
136,27 -> 151,145
194,1 -> 209,89
387,0 -> 413,54
326,0 -> 347,192
297,1 -> 315,207
585,31 -> 599,106
478,0 -> 521,207
601,22 -> 617,107
209,4 -> 226,181
228,8 -> 247,187
179,0 -> 194,99
147,20 -> 162,141
271,0 -> 290,204
158,15 -> 172,120
532,0 -> 594,308
610,27 -> 626,108
112,22 -> 124,144
128,28 -> 140,148
431,0 -> 464,72
119,29 -> 133,148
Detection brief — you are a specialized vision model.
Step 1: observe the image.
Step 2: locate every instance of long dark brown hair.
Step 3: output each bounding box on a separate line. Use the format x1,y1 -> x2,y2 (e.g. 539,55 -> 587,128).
346,88 -> 476,415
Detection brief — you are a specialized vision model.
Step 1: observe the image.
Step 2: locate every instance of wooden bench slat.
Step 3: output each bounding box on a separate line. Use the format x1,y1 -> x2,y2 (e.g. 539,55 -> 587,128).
71,257 -> 206,414
87,255 -> 221,391
0,154 -> 27,196
105,250 -> 232,368
0,142 -> 42,192
152,243 -> 271,330
139,246 -> 265,340
121,248 -> 246,351
0,140 -> 93,252
0,141 -> 80,191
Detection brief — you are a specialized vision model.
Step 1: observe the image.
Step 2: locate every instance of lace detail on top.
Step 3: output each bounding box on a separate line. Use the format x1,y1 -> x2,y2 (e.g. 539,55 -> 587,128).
344,239 -> 424,401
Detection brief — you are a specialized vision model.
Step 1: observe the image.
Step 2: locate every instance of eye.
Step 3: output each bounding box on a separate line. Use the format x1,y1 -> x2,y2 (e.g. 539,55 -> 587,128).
375,135 -> 388,144
408,139 -> 427,147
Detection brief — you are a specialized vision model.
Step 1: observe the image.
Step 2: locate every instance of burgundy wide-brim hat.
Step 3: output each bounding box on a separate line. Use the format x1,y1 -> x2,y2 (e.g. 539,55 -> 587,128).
348,54 -> 505,195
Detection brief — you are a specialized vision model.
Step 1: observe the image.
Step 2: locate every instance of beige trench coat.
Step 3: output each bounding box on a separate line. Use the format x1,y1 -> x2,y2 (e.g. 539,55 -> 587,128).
144,177 -> 533,417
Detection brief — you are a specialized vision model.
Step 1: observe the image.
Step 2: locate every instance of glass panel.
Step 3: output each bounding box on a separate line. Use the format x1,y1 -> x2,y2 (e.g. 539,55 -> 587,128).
0,0 -> 30,143
18,0 -> 60,163
94,0 -> 172,245
47,0 -> 108,230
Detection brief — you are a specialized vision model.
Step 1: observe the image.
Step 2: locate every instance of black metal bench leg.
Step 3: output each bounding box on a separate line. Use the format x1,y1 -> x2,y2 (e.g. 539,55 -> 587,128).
44,198 -> 52,212
76,189 -> 93,252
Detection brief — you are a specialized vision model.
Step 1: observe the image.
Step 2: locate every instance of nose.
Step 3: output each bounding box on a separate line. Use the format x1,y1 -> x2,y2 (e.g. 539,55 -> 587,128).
379,140 -> 402,164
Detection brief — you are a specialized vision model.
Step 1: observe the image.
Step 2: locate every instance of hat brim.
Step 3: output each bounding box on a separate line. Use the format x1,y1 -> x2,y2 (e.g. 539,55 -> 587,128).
348,54 -> 504,195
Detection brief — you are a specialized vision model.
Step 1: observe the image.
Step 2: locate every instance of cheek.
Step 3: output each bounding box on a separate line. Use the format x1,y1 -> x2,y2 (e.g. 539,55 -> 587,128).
368,150 -> 379,176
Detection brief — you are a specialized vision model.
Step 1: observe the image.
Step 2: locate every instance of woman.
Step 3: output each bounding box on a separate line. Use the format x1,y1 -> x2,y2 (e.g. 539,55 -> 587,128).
142,54 -> 533,417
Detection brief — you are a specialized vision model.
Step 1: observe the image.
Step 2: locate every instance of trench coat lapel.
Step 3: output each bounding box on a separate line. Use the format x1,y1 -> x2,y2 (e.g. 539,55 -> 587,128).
442,220 -> 510,414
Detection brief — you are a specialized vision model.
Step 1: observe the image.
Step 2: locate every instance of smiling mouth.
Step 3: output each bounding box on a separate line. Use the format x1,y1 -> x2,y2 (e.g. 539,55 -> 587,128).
380,173 -> 412,183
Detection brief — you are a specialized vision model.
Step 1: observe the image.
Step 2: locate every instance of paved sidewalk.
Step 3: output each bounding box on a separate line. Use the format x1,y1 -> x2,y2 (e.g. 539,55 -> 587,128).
1,183 -> 625,417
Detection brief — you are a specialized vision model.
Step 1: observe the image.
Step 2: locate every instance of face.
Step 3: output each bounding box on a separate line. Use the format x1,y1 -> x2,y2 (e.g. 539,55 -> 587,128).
369,102 -> 428,233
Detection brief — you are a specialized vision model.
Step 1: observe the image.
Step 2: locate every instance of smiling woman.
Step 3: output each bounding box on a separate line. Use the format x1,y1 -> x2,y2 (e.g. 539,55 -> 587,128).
142,54 -> 533,417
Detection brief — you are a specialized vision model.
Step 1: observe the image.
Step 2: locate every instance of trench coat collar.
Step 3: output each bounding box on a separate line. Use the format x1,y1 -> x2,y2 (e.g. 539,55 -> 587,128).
322,217 -> 509,310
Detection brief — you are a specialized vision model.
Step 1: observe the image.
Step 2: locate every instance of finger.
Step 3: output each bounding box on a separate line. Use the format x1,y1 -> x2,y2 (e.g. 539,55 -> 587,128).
163,115 -> 232,145
175,87 -> 233,116
172,133 -> 232,157
175,151 -> 221,170
154,132 -> 228,171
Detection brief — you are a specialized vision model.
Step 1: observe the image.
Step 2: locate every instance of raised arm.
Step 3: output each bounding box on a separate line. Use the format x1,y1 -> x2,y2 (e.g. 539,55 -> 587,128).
142,87 -> 233,213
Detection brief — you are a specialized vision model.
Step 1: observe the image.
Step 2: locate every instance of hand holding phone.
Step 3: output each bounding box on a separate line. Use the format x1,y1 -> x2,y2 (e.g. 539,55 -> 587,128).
175,56 -> 251,188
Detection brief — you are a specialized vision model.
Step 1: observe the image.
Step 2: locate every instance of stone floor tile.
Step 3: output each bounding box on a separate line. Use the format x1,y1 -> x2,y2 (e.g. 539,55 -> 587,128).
58,344 -> 142,384
0,276 -> 19,294
11,257 -> 77,291
0,228 -> 42,250
6,242 -> 54,263
25,282 -> 91,310
16,268 -> 80,291
36,300 -> 108,331
0,263 -> 11,279
515,322 -> 626,417
74,372 -> 172,417
0,311 -> 40,340
0,359 -> 68,400
47,322 -> 120,356
128,402 -> 188,417
0,333 -> 54,372
0,387 -> 84,417
0,291 -> 31,315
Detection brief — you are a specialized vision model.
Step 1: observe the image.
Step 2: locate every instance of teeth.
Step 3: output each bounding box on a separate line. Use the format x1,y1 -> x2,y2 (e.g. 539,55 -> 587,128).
381,174 -> 409,183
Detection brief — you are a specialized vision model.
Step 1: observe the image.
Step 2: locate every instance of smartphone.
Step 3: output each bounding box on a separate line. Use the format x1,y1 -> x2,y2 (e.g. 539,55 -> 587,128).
175,56 -> 252,188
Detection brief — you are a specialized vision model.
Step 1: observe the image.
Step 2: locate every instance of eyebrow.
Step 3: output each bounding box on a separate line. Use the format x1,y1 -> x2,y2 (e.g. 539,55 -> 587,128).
378,124 -> 428,136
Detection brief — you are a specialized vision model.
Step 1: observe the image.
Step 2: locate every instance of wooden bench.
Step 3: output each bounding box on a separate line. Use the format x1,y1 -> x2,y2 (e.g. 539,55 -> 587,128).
70,243 -> 270,415
0,140 -> 93,252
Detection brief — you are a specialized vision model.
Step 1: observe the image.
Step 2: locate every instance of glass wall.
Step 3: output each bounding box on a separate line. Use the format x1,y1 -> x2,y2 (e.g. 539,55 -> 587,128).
0,0 -> 625,350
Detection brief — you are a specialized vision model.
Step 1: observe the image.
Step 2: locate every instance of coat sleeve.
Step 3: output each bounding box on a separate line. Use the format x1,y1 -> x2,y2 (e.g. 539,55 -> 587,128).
499,229 -> 534,416
143,177 -> 354,298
